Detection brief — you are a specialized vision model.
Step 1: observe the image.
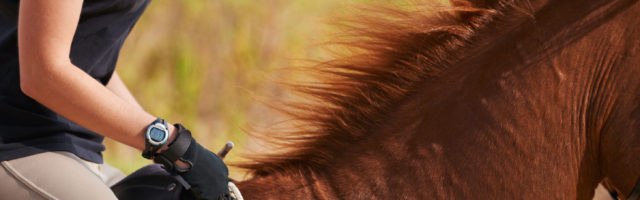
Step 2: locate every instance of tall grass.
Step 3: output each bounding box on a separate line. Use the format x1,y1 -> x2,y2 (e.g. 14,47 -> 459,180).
103,0 -> 369,178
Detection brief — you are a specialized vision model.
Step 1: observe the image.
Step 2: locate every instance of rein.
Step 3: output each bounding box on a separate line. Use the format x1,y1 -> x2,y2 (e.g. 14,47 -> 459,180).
217,142 -> 244,200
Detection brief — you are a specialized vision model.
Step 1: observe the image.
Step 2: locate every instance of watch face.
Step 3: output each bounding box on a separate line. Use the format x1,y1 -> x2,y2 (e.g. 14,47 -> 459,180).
149,127 -> 166,142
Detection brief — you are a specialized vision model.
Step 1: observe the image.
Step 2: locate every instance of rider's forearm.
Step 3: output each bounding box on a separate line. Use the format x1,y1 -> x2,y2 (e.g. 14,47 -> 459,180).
106,72 -> 144,110
21,62 -> 154,151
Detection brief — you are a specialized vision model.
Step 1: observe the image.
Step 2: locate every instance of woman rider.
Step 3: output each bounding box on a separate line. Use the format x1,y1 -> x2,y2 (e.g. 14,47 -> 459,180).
0,0 -> 229,199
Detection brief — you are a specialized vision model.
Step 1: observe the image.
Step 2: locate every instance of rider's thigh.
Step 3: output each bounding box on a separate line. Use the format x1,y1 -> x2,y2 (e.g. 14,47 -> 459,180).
101,161 -> 126,187
0,151 -> 118,200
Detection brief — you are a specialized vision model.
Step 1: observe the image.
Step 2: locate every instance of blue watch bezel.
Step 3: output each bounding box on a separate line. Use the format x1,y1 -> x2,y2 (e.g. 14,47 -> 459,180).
145,119 -> 169,147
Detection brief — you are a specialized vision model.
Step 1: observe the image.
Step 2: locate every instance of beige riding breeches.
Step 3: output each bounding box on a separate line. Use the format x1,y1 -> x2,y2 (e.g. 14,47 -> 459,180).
0,151 -> 125,200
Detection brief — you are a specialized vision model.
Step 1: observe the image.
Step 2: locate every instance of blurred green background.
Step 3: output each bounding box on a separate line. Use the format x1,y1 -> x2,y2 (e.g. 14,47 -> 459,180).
103,0 -> 365,179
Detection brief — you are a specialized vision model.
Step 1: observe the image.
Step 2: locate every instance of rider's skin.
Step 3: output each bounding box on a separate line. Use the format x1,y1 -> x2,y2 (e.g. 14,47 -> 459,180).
18,0 -> 185,166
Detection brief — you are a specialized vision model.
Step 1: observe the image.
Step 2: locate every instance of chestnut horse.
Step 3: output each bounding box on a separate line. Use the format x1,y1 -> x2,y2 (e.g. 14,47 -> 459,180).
234,0 -> 640,199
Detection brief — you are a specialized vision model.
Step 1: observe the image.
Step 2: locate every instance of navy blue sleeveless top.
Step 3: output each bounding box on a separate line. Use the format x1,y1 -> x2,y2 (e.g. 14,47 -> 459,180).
0,0 -> 150,163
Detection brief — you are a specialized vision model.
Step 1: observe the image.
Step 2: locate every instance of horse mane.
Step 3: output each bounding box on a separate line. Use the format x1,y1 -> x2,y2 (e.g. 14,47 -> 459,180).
238,0 -> 519,176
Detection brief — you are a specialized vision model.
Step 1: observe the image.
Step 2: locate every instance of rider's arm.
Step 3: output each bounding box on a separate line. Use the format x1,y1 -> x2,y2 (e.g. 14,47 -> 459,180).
19,2 -> 228,197
17,0 -> 176,151
106,72 -> 144,110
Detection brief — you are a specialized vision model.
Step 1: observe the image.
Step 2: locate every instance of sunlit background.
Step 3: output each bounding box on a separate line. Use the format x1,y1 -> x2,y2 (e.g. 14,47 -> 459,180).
103,0 -> 369,179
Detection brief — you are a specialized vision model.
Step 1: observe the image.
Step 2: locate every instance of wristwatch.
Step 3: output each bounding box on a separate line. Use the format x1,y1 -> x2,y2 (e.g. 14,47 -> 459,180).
142,118 -> 170,159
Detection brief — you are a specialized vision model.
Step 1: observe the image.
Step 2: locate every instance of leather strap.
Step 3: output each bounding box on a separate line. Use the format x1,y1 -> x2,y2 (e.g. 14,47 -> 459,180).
152,123 -> 194,190
154,123 -> 193,172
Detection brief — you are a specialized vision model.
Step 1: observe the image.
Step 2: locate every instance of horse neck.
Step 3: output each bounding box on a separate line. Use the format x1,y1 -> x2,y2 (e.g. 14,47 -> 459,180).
236,0 -> 640,199
593,1 -> 640,196
235,170 -> 338,200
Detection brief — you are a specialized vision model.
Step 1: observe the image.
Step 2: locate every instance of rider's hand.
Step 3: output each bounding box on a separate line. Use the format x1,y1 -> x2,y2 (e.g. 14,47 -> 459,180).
152,124 -> 230,200
178,138 -> 230,200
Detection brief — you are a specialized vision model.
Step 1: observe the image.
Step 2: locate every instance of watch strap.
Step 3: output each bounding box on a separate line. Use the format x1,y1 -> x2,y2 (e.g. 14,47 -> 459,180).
142,142 -> 153,159
142,143 -> 162,159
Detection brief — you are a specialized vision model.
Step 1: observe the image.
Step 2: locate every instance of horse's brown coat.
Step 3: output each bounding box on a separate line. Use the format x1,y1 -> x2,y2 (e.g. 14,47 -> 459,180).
236,0 -> 640,199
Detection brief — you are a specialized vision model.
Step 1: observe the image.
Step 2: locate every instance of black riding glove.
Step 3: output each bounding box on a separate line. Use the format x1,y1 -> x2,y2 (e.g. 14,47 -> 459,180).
178,138 -> 230,199
152,124 -> 230,200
